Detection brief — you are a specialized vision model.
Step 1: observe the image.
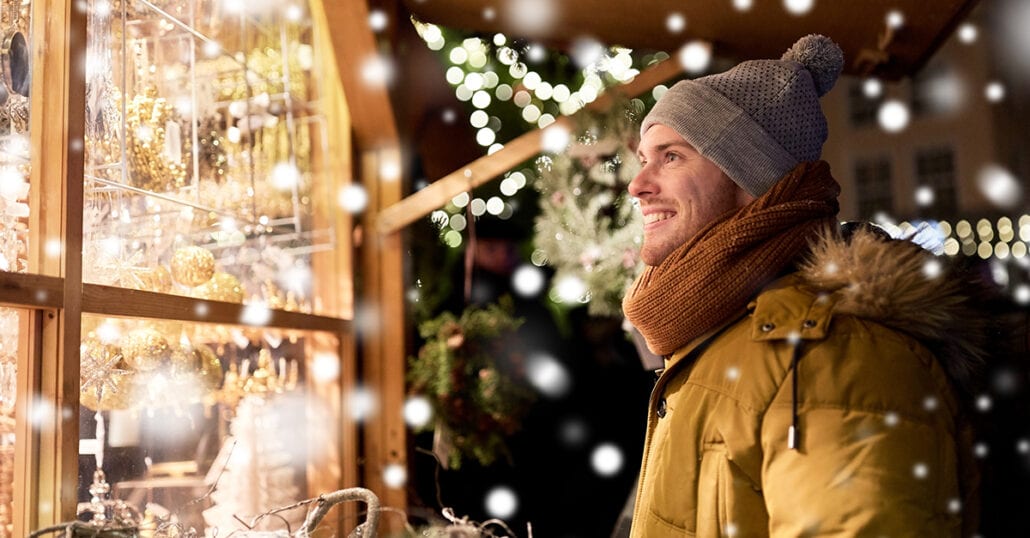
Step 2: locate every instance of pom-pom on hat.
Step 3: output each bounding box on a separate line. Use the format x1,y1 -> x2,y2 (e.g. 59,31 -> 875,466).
641,34 -> 844,197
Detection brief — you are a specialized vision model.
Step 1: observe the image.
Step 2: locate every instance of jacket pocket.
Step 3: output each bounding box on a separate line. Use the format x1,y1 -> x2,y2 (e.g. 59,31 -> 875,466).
696,442 -> 767,537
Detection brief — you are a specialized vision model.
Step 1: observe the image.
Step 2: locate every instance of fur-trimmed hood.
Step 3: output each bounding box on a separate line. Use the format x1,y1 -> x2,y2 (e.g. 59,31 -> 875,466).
797,226 -> 993,396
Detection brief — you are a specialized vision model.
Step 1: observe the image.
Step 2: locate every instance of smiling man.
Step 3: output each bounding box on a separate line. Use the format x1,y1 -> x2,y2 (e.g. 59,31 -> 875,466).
622,35 -> 983,537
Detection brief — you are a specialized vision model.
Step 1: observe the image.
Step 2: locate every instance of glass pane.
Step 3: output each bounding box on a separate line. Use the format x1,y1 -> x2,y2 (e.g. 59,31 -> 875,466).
78,313 -> 340,533
0,307 -> 24,537
0,0 -> 32,275
82,0 -> 332,315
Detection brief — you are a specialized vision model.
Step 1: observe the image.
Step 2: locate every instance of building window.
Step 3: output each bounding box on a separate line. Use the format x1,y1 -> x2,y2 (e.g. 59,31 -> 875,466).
848,80 -> 881,128
854,156 -> 893,220
915,146 -> 958,218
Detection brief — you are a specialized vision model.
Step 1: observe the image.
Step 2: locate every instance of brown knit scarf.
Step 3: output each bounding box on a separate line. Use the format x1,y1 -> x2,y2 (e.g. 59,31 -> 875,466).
623,161 -> 841,356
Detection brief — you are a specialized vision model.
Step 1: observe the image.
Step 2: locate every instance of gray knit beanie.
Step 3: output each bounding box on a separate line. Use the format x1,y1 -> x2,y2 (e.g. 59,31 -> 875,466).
641,34 -> 844,197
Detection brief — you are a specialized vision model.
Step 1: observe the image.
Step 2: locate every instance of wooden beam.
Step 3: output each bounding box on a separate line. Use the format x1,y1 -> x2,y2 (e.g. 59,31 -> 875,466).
357,148 -> 407,532
0,273 -> 65,310
318,0 -> 399,149
374,57 -> 685,234
80,284 -> 348,333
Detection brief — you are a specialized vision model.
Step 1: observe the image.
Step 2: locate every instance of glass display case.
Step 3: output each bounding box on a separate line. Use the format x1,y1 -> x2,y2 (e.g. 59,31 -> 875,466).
0,0 -> 355,534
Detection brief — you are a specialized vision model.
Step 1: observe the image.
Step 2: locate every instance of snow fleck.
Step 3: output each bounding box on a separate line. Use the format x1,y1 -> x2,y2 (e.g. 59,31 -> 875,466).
678,41 -> 712,74
914,186 -> 935,207
862,78 -> 883,98
974,442 -> 989,458
240,302 -> 272,326
884,412 -> 900,427
985,81 -> 1006,102
783,0 -> 814,16
957,23 -> 978,44
311,352 -> 340,383
383,463 -> 407,488
485,486 -> 519,519
1016,438 -> 1029,454
194,301 -> 209,318
666,13 -> 686,33
977,164 -> 1022,210
348,386 -> 378,422
976,394 -> 992,412
912,462 -> 929,479
922,259 -> 942,279
591,443 -> 624,477
512,264 -> 546,297
923,396 -> 938,411
726,366 -> 740,381
786,331 -> 801,346
1015,285 -> 1030,305
367,9 -> 388,32
506,0 -> 555,35
541,124 -> 571,153
948,498 -> 962,513
724,522 -> 739,537
527,354 -> 572,398
732,0 -> 753,11
886,10 -> 905,29
878,100 -> 910,133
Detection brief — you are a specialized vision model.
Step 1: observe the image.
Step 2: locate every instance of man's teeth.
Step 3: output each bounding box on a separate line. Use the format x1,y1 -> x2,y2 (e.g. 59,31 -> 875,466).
644,212 -> 674,224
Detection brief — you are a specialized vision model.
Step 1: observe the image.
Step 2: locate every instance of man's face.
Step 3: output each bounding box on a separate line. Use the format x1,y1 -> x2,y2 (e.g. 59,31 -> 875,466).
629,124 -> 754,266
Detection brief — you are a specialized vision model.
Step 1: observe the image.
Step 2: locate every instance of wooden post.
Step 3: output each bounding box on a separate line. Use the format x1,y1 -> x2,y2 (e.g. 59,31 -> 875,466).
21,0 -> 87,528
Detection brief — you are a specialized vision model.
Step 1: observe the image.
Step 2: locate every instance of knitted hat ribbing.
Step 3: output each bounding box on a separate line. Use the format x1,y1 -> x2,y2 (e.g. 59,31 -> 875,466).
641,34 -> 844,197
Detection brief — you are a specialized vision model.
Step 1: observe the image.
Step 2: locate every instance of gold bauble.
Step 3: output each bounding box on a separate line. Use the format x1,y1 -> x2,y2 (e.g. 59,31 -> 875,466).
195,343 -> 224,390
170,246 -> 215,287
191,272 -> 245,303
168,347 -> 194,372
121,328 -> 171,371
80,371 -> 137,411
128,265 -> 172,293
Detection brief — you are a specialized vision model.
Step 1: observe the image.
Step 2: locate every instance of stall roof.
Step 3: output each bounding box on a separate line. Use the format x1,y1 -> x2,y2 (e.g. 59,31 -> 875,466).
402,0 -> 980,80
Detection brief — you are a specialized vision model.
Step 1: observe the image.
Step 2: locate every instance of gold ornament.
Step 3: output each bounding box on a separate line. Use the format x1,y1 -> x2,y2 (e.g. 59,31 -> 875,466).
195,343 -> 224,390
125,85 -> 188,192
120,328 -> 171,371
80,338 -> 127,394
80,370 -> 137,411
191,271 -> 244,303
170,246 -> 215,287
127,265 -> 172,293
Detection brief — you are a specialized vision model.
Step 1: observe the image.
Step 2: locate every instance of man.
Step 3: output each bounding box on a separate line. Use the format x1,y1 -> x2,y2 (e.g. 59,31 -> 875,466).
622,35 -> 983,536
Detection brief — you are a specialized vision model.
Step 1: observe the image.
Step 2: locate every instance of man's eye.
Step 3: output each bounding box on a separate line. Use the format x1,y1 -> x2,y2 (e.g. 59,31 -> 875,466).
664,152 -> 680,162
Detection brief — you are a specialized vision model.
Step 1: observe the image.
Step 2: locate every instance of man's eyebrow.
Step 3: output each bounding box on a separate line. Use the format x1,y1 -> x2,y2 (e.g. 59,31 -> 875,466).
638,141 -> 691,158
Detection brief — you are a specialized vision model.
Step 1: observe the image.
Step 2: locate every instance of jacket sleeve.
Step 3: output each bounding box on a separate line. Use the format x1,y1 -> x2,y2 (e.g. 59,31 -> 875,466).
760,404 -> 964,537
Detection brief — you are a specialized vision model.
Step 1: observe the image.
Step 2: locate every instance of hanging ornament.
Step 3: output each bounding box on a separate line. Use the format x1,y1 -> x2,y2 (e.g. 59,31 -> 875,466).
194,343 -> 225,391
80,338 -> 125,394
80,370 -> 137,411
170,246 -> 216,287
120,327 -> 171,371
192,271 -> 245,303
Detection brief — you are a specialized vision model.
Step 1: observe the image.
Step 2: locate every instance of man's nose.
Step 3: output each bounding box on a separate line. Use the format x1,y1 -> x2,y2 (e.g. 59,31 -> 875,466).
628,166 -> 655,198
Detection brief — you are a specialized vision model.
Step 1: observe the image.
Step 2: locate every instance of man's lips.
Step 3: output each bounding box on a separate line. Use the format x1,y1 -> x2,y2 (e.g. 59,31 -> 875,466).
643,211 -> 675,225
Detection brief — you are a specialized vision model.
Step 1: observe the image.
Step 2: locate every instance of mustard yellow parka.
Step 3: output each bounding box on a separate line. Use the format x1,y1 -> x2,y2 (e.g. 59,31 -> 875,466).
630,229 -> 982,537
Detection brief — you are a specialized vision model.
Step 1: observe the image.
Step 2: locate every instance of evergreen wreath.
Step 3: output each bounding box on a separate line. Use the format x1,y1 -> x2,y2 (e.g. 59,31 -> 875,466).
407,297 -> 536,469
533,101 -> 645,317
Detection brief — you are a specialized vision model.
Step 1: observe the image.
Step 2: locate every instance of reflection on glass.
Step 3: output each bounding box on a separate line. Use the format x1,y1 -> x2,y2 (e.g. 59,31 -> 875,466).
78,314 -> 336,534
